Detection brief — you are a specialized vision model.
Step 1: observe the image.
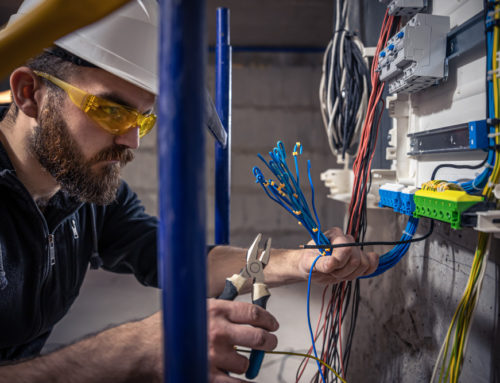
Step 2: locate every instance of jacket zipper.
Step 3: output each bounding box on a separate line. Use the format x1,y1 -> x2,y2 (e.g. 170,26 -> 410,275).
48,234 -> 56,266
71,219 -> 79,239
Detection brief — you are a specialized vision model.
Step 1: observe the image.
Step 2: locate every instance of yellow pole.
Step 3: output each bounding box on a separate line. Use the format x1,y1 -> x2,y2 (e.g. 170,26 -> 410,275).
0,0 -> 131,80
0,90 -> 12,104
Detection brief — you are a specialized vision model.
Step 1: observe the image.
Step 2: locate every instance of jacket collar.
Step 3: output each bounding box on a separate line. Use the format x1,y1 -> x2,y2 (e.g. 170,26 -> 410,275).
0,139 -> 83,227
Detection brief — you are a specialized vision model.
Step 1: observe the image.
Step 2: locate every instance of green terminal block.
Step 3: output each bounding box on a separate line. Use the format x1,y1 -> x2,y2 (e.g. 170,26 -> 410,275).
413,189 -> 484,229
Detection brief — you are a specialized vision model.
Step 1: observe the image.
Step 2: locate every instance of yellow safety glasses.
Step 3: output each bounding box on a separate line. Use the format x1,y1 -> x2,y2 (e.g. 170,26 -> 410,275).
34,71 -> 156,138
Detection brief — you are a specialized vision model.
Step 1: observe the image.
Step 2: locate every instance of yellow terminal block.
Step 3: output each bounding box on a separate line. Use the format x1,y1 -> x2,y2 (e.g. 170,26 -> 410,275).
413,188 -> 483,229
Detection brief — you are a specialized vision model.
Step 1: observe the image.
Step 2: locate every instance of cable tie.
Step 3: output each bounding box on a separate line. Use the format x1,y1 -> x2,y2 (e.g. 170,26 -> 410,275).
402,230 -> 412,236
487,69 -> 500,76
293,193 -> 299,198
488,131 -> 500,138
488,181 -> 497,188
485,18 -> 500,31
312,228 -> 319,233
487,9 -> 500,17
472,180 -> 483,191
485,162 -> 495,169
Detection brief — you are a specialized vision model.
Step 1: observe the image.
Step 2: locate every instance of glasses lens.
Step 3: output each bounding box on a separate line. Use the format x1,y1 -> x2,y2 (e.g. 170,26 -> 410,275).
86,99 -> 138,135
139,115 -> 157,138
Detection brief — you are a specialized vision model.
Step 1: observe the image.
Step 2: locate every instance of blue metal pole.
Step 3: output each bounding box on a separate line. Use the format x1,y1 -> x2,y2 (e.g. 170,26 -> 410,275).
215,7 -> 232,245
157,0 -> 207,382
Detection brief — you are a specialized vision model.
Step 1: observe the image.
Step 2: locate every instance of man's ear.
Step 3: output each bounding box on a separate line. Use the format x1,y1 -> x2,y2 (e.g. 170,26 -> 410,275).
10,67 -> 44,119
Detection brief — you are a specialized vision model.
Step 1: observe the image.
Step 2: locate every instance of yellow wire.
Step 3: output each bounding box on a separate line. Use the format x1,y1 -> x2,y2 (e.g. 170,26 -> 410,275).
235,348 -> 347,383
437,9 -> 500,382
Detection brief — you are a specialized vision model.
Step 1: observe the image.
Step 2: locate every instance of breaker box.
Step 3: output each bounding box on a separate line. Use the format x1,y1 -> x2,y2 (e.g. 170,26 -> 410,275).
378,13 -> 450,94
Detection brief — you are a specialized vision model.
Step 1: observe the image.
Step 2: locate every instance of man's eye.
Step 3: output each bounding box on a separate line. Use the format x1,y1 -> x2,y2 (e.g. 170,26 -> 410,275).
101,106 -> 123,117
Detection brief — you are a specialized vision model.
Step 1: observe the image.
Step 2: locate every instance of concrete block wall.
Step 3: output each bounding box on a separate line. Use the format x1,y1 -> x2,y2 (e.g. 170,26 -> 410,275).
206,54 -> 342,249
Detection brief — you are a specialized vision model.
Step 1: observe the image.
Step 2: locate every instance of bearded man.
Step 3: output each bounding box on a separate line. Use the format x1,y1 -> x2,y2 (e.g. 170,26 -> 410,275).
0,1 -> 378,382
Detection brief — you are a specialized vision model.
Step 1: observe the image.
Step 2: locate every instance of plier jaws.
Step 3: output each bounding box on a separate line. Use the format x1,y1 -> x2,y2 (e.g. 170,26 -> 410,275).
217,233 -> 272,380
243,234 -> 271,283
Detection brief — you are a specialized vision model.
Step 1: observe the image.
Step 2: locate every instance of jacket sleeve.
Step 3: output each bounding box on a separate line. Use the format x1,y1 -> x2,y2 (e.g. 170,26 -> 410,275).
95,181 -> 159,287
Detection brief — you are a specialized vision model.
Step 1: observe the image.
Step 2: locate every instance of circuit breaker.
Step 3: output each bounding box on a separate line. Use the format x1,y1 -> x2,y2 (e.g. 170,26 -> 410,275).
378,13 -> 450,94
387,0 -> 426,17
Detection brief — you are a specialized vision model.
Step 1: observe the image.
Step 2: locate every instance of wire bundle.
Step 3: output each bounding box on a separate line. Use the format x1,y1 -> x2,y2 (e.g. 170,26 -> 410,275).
253,141 -> 431,382
431,3 -> 500,381
361,216 -> 419,278
253,141 -> 333,383
319,0 -> 371,159
347,10 -> 399,240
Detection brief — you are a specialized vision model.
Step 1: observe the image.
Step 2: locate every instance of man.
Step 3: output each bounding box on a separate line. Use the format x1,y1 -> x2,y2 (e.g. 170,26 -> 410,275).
0,1 -> 378,382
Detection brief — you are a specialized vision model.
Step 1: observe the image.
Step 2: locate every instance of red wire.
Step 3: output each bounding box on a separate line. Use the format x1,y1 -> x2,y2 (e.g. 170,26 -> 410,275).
296,286 -> 330,382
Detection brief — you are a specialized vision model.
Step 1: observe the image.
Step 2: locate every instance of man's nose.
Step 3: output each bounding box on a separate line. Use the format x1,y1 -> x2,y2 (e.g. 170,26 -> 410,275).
114,126 -> 140,150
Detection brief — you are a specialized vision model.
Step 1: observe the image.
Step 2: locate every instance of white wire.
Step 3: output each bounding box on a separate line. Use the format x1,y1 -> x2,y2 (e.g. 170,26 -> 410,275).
319,0 -> 369,157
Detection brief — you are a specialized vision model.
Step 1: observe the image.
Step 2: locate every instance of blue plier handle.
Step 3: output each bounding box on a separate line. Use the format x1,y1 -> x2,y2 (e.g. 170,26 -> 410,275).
217,233 -> 272,379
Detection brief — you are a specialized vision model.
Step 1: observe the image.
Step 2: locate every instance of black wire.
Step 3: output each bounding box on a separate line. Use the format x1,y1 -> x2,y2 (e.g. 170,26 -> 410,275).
430,152 -> 490,181
322,4 -> 371,158
301,221 -> 434,250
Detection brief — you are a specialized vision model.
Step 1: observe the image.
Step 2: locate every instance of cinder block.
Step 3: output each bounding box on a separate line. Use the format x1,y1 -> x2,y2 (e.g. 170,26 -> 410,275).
121,151 -> 158,191
131,188 -> 158,216
231,108 -> 325,152
232,66 -> 321,108
139,125 -> 157,150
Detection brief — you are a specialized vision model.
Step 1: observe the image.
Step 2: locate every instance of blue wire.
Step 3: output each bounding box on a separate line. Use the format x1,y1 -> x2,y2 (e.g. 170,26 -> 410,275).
361,216 -> 419,279
307,254 -> 327,383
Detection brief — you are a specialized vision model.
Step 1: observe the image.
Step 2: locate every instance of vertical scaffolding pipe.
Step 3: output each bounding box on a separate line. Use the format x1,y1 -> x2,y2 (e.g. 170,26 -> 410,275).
215,7 -> 232,245
157,0 -> 207,382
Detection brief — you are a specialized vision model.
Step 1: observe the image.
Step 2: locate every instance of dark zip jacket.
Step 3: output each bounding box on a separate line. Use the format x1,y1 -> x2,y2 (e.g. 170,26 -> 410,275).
0,142 -> 158,361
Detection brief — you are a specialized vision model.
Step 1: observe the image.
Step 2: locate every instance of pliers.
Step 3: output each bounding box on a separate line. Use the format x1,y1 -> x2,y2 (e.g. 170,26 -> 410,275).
218,233 -> 272,380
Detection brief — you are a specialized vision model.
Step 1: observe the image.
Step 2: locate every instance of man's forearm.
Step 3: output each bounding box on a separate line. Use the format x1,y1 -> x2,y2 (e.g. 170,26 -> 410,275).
0,313 -> 162,383
207,245 -> 304,297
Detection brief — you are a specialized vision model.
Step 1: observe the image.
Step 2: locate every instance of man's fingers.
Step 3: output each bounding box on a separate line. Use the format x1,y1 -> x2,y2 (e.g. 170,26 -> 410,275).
314,249 -> 379,280
214,300 -> 279,331
364,251 -> 379,275
210,346 -> 250,375
341,251 -> 371,280
210,368 -> 252,383
225,323 -> 278,351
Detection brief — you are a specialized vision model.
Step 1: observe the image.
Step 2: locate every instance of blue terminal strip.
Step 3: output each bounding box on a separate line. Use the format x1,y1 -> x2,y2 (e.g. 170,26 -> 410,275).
399,188 -> 417,215
378,184 -> 416,216
468,120 -> 489,150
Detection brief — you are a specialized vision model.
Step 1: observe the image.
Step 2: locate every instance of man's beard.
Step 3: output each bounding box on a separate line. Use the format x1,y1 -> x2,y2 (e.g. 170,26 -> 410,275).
28,93 -> 134,205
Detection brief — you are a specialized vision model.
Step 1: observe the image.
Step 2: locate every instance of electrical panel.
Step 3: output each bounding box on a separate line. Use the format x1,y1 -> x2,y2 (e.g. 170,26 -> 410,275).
378,13 -> 450,94
387,0 -> 426,17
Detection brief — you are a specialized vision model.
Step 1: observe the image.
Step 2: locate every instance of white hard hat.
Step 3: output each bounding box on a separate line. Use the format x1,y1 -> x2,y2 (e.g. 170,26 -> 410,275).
9,0 -> 158,94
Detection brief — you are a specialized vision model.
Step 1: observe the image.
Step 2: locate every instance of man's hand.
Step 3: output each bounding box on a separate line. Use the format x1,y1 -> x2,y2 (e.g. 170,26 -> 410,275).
207,299 -> 279,383
296,227 -> 378,284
